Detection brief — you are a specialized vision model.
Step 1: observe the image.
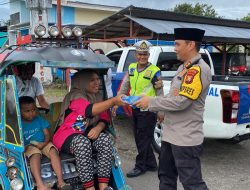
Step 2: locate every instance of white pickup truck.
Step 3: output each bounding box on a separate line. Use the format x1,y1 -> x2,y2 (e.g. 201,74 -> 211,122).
107,46 -> 250,152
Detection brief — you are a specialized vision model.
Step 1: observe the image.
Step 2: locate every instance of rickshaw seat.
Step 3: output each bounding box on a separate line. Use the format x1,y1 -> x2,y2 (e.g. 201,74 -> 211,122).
40,152 -> 75,165
37,101 -> 110,164
32,102 -> 76,164
39,102 -> 62,139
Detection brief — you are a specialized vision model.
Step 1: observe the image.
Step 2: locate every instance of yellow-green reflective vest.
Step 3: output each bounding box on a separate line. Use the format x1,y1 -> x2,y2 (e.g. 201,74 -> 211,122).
129,63 -> 160,96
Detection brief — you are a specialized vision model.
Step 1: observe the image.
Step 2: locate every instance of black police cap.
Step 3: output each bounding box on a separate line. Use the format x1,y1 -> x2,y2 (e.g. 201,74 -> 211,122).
174,28 -> 205,42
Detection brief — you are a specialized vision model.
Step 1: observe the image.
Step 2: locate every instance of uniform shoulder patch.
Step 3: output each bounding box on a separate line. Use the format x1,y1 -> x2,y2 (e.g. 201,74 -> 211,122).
129,67 -> 135,76
179,66 -> 202,100
185,69 -> 199,84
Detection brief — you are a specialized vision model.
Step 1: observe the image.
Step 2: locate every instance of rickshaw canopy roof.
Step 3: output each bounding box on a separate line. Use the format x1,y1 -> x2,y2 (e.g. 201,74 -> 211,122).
0,47 -> 114,76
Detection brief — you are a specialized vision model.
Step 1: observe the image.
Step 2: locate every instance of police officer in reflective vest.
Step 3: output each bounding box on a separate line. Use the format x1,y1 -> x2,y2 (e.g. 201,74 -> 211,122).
134,28 -> 211,189
114,40 -> 164,178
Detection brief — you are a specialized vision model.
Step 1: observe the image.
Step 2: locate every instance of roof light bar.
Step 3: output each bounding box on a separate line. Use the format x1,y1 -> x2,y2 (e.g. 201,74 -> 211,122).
62,27 -> 72,38
48,26 -> 60,37
72,27 -> 82,37
34,25 -> 46,37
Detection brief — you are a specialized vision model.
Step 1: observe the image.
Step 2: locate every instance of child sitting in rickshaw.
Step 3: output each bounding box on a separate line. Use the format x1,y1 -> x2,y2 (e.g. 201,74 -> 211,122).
19,96 -> 72,190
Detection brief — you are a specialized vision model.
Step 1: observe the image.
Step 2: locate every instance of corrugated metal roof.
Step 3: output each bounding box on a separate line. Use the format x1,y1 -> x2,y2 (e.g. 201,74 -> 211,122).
83,6 -> 250,44
127,15 -> 250,40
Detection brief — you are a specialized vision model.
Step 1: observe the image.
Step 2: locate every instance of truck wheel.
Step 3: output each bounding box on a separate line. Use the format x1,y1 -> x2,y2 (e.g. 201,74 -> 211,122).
152,123 -> 162,154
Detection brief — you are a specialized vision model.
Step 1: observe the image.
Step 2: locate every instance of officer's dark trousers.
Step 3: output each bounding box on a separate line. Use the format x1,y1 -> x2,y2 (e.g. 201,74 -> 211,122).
132,108 -> 157,172
159,141 -> 208,190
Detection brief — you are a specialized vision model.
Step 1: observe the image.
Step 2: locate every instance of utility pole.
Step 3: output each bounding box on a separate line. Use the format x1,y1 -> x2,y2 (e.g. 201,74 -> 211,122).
57,0 -> 62,35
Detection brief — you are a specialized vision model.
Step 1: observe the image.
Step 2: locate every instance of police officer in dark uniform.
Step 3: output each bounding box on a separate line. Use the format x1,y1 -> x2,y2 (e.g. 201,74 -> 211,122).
134,28 -> 211,189
114,40 -> 164,178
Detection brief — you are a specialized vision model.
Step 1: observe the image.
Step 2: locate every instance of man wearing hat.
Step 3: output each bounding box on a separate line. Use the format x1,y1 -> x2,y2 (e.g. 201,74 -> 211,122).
113,40 -> 164,178
134,28 -> 211,189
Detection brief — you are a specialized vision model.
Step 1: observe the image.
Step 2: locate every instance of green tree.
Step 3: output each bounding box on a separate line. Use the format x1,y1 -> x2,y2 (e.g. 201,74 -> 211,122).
172,3 -> 221,18
0,19 -> 10,26
241,13 -> 250,21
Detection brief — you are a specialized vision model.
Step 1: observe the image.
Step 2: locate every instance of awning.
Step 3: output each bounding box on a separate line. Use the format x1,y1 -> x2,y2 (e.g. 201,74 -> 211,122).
0,32 -> 8,48
127,15 -> 250,43
83,6 -> 250,45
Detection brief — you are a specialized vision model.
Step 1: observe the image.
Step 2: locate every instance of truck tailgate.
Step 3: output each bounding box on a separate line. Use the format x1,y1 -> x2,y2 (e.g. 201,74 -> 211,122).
238,84 -> 250,124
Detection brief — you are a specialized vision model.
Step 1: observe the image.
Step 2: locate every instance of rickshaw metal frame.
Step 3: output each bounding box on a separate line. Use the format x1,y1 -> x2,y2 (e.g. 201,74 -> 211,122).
0,45 -> 130,190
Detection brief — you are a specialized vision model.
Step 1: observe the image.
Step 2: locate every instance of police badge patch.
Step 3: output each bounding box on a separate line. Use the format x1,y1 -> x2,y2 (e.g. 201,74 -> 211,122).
144,70 -> 152,79
140,42 -> 148,50
185,69 -> 199,84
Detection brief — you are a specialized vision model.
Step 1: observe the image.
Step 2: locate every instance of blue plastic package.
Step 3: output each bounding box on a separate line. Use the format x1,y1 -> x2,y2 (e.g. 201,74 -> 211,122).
122,95 -> 142,108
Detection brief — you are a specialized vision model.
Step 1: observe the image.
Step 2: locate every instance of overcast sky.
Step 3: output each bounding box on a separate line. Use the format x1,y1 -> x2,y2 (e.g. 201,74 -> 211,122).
0,0 -> 250,21
80,0 -> 250,19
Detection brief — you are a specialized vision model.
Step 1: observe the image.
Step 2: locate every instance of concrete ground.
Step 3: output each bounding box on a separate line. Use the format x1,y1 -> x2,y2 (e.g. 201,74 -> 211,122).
114,117 -> 250,190
46,93 -> 250,190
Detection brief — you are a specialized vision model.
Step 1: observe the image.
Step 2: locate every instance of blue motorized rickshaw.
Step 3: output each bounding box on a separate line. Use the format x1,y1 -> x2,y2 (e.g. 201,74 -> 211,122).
0,46 -> 131,190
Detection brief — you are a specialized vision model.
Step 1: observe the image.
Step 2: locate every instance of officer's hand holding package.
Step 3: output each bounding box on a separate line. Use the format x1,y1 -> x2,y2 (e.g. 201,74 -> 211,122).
134,94 -> 151,110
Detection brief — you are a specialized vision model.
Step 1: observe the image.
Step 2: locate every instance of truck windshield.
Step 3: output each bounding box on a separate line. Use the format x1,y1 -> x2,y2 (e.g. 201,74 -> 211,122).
106,50 -> 123,72
210,53 -> 247,75
156,52 -> 182,72
156,52 -> 211,77
123,50 -> 136,72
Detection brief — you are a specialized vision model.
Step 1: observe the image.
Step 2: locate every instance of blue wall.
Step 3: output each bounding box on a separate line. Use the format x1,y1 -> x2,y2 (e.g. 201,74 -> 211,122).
20,1 -> 30,23
11,2 -> 75,25
62,6 -> 75,24
10,0 -> 29,23
48,5 -> 75,25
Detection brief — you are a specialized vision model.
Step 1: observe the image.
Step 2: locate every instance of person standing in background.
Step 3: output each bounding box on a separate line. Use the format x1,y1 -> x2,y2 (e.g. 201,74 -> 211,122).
114,40 -> 164,178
